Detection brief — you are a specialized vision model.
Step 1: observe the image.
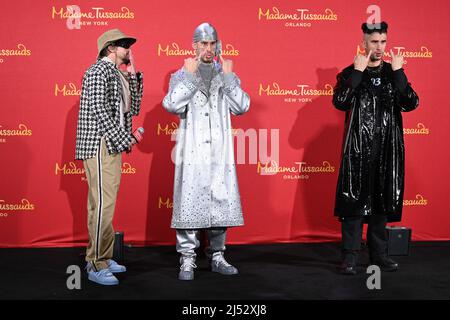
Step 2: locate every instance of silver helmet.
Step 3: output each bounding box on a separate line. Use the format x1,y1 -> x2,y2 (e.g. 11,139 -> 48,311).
193,22 -> 222,57
193,22 -> 218,42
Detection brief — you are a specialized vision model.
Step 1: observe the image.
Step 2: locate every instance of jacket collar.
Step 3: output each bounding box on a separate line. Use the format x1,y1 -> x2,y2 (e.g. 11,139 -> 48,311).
99,57 -> 119,70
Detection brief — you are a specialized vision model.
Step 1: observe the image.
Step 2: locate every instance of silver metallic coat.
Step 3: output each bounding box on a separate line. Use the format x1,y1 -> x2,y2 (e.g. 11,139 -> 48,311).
163,62 -> 250,229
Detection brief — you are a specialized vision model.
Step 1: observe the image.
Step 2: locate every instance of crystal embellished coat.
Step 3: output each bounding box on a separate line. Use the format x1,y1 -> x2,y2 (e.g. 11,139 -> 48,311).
162,62 -> 250,229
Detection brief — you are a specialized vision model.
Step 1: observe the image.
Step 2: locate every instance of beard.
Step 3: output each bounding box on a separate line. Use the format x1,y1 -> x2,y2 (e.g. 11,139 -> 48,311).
197,48 -> 214,63
201,53 -> 215,63
370,55 -> 382,62
370,51 -> 384,61
201,57 -> 214,63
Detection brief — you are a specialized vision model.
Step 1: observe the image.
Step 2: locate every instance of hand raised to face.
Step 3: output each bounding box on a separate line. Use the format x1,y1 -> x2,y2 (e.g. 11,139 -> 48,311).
220,55 -> 233,75
126,49 -> 136,75
390,49 -> 404,71
183,48 -> 206,74
354,49 -> 372,72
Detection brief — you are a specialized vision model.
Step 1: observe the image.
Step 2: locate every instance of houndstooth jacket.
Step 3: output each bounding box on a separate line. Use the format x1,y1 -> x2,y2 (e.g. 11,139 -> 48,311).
75,58 -> 143,160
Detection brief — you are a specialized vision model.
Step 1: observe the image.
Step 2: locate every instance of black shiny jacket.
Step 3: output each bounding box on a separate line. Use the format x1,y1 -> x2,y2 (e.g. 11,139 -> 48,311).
333,62 -> 419,222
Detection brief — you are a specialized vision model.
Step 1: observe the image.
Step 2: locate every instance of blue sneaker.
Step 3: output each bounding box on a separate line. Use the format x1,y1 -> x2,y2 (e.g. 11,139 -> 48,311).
87,267 -> 119,286
107,259 -> 127,273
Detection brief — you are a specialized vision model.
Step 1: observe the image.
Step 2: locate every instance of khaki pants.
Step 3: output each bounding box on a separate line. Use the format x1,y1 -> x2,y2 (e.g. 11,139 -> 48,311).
83,138 -> 122,271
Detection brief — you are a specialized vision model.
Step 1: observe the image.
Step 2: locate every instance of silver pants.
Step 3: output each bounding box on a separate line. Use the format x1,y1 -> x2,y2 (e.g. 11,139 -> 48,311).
176,228 -> 227,259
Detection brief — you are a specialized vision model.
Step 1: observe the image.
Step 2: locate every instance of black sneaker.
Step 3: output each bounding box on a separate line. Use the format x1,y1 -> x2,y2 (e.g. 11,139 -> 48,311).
370,255 -> 399,272
339,253 -> 357,275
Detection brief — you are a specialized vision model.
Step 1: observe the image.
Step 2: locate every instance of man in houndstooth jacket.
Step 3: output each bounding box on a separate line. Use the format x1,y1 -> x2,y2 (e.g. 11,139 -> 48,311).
75,29 -> 143,286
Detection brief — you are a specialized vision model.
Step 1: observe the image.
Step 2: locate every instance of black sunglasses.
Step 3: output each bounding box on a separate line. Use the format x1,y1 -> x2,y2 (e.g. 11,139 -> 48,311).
114,40 -> 132,49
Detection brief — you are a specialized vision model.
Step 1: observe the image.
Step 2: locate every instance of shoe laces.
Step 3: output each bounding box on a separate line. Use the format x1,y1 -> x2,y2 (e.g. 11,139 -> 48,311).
212,252 -> 232,267
180,258 -> 197,271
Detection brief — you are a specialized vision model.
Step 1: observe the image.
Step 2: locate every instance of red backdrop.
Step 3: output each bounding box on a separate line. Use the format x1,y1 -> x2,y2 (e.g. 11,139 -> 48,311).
1,0 -> 449,247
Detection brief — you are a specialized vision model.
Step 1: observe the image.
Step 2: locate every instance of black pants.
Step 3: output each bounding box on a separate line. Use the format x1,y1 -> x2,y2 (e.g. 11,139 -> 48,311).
341,126 -> 388,259
341,214 -> 388,259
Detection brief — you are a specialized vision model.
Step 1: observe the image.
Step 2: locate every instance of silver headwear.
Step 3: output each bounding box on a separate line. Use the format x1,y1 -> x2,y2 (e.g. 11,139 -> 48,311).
193,22 -> 218,43
193,22 -> 222,57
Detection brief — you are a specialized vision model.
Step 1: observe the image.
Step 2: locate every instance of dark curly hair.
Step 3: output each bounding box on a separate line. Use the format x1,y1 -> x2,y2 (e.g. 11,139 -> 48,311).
361,21 -> 388,34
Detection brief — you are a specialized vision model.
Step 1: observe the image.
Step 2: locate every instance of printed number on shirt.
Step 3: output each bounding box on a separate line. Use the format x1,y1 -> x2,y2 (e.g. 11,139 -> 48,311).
371,78 -> 381,86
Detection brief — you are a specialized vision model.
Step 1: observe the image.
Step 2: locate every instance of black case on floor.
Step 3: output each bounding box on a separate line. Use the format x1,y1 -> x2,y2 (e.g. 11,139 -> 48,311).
386,226 -> 411,256
113,231 -> 124,263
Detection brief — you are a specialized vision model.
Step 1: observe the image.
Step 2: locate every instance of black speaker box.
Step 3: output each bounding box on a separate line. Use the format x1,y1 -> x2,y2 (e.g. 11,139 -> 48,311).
386,226 -> 411,256
113,231 -> 124,263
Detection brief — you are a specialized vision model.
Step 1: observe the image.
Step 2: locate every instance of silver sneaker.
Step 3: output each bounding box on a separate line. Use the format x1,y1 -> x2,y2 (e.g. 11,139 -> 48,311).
178,256 -> 197,281
211,252 -> 238,275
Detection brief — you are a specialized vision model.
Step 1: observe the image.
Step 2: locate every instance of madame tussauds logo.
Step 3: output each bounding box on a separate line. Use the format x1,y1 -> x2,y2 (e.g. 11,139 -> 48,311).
0,124 -> 32,142
257,160 -> 335,178
160,122 -> 239,137
259,83 -> 334,96
0,199 -> 35,218
404,123 -> 430,135
356,45 -> 432,64
157,122 -> 178,136
258,7 -> 337,27
259,83 -> 333,103
55,162 -> 137,178
0,44 -> 31,64
403,194 -> 428,206
55,83 -> 81,97
158,197 -> 173,209
157,43 -> 239,57
0,44 -> 31,57
52,5 -> 135,29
